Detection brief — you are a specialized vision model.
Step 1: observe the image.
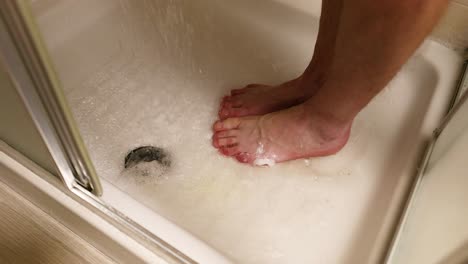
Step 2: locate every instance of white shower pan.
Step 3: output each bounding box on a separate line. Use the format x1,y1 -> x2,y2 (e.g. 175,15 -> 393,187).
31,0 -> 463,263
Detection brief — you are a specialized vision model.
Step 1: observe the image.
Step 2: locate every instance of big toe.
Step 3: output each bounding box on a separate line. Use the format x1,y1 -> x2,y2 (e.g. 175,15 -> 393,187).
219,105 -> 249,119
235,153 -> 255,164
218,107 -> 229,119
219,97 -> 244,118
213,118 -> 241,131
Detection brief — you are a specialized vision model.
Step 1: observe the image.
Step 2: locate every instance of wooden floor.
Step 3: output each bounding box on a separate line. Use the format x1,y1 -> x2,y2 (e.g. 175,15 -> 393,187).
0,180 -> 116,264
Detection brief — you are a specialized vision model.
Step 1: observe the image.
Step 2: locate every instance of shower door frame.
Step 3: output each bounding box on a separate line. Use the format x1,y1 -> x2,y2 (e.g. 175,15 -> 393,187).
0,1 -> 196,264
0,1 -> 102,195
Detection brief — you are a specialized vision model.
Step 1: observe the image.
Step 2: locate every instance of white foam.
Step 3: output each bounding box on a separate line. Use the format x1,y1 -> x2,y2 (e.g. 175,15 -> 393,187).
256,142 -> 265,155
34,0 -> 460,263
253,158 -> 276,167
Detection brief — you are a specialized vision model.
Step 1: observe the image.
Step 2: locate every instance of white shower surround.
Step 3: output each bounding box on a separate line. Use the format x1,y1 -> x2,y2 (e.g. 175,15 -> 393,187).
30,0 -> 463,263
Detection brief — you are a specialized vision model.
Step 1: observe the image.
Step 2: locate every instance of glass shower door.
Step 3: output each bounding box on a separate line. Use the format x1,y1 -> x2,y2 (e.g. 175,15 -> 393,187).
0,0 -> 102,195
0,3 -> 203,262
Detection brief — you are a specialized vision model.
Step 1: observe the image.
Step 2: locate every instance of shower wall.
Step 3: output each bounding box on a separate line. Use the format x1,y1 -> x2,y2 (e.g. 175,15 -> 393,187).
0,63 -> 57,175
432,0 -> 468,52
27,0 -> 465,263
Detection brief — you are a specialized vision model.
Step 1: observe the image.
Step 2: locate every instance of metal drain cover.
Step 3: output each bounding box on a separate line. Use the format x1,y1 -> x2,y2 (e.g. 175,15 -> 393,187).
124,146 -> 171,171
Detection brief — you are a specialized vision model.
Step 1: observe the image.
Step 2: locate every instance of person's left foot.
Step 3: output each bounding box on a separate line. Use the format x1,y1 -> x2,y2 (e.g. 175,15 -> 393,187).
218,78 -> 313,120
212,104 -> 352,165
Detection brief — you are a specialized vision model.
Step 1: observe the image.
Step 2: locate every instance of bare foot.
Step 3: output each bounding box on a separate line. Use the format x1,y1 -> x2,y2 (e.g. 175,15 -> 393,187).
218,78 -> 316,120
212,104 -> 352,165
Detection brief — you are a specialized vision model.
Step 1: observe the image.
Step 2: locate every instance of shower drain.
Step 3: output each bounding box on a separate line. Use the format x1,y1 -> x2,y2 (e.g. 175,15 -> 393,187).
124,146 -> 171,177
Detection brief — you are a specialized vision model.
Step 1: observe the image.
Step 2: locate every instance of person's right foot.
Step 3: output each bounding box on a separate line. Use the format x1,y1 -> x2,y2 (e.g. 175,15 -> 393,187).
212,104 -> 352,165
218,78 -> 316,119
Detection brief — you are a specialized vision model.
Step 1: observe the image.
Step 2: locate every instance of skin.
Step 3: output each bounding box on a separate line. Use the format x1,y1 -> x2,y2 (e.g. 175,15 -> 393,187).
218,0 -> 342,120
213,0 -> 450,165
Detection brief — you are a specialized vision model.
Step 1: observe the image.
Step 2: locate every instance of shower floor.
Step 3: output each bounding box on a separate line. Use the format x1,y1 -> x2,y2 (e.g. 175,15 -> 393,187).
33,0 -> 462,263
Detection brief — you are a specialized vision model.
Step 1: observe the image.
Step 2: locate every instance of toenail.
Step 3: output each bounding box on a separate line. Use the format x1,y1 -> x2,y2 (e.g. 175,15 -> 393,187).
214,122 -> 223,130
236,154 -> 248,163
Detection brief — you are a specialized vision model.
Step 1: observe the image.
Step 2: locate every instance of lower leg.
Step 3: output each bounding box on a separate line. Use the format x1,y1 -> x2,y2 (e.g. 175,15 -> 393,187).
304,0 -> 450,124
299,0 -> 343,89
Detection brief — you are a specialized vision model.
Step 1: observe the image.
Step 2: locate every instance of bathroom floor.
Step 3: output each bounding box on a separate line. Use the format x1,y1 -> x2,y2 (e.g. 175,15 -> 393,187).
32,0 -> 462,263
0,176 -> 114,264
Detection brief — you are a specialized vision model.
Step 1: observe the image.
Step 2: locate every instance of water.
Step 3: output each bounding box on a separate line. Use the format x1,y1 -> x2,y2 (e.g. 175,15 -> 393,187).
32,0 -> 460,263
61,2 -> 366,262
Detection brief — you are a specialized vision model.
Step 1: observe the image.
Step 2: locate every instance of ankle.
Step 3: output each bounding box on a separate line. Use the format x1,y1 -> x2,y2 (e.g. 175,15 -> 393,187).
307,100 -> 354,123
280,77 -> 315,103
298,103 -> 354,139
298,68 -> 329,93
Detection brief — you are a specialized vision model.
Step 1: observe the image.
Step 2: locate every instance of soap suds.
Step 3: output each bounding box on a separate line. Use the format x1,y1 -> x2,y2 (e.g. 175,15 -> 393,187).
34,0 -> 458,263
253,158 -> 276,167
256,142 -> 266,155
254,142 -> 277,167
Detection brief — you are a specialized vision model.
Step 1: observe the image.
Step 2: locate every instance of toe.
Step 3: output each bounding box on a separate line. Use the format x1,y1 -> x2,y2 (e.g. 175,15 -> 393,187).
213,118 -> 241,131
218,107 -> 231,119
221,106 -> 251,119
228,108 -> 249,117
231,88 -> 246,95
220,146 -> 240,156
222,101 -> 231,109
220,98 -> 227,107
231,98 -> 243,108
223,95 -> 235,102
235,153 -> 254,164
214,130 -> 239,139
215,137 -> 238,147
223,100 -> 242,109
